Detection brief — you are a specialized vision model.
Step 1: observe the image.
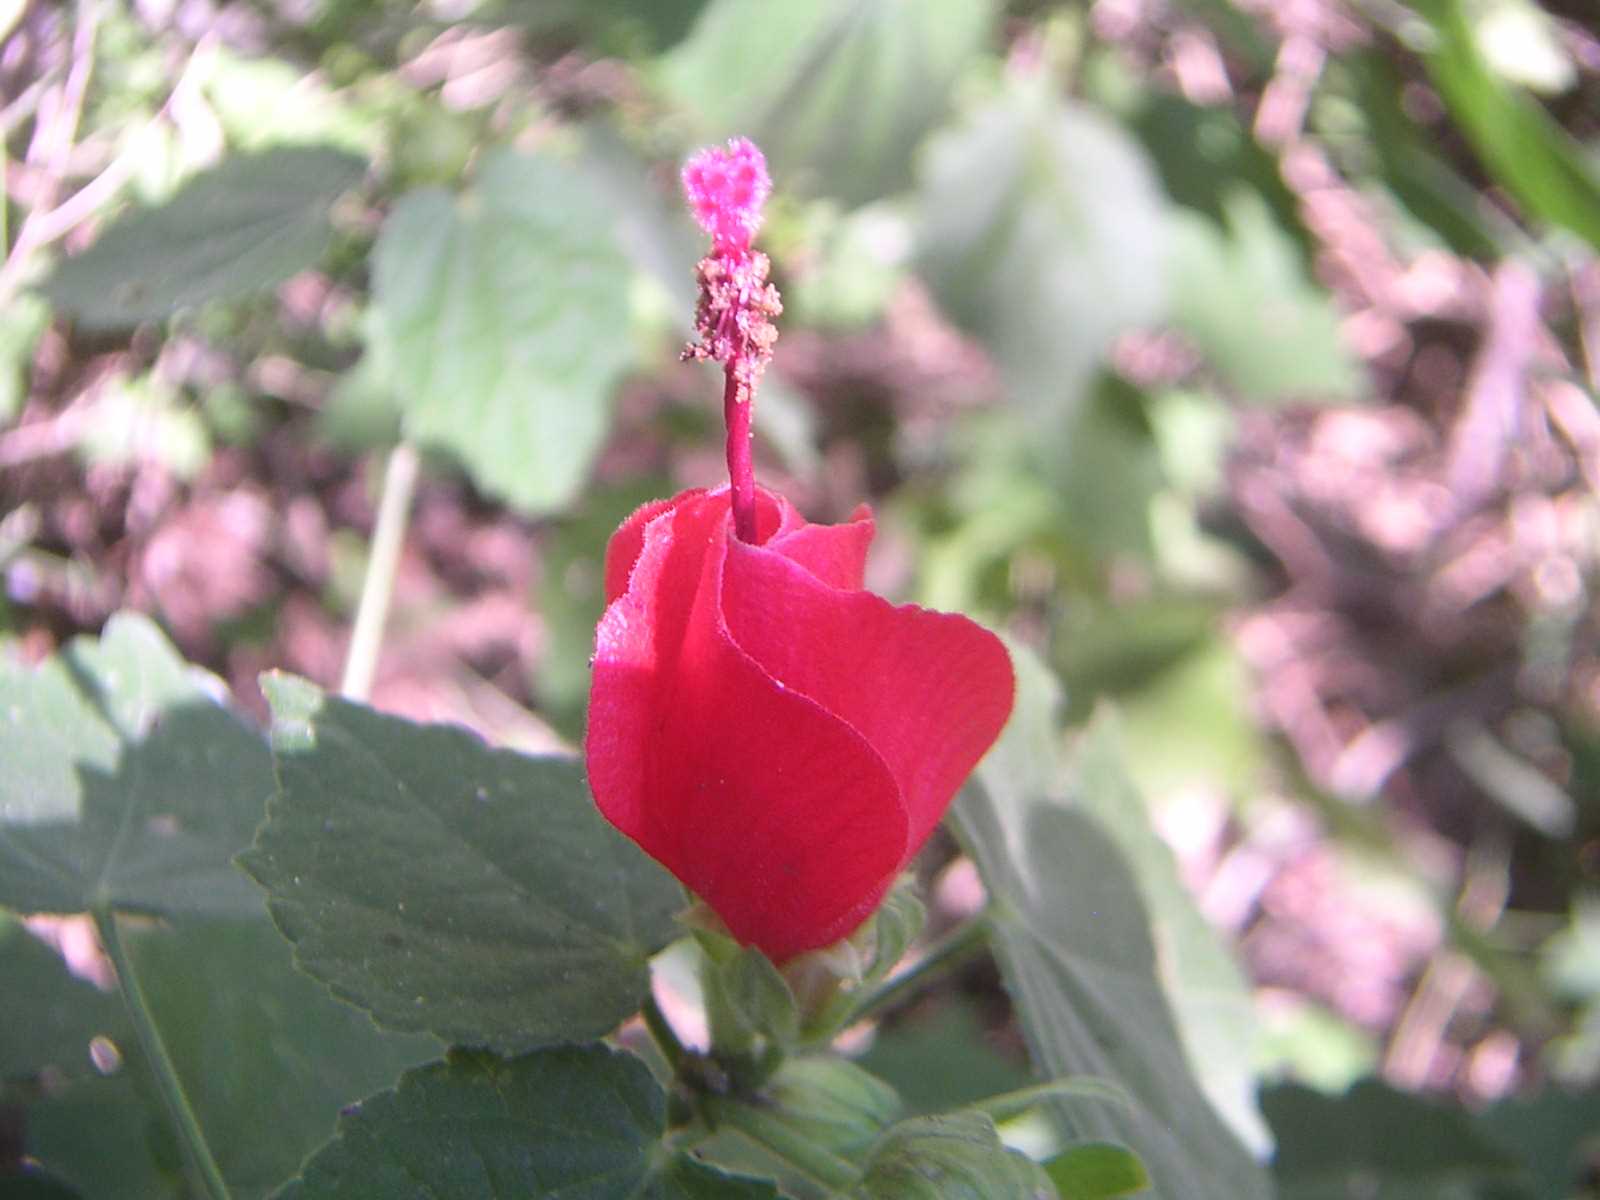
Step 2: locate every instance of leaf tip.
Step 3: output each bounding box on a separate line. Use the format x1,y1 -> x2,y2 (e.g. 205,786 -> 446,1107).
261,671 -> 324,752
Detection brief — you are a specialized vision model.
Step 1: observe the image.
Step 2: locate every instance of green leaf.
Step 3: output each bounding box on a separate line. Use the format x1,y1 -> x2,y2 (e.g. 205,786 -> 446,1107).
41,147 -> 365,328
1340,53 -> 1517,260
848,1111 -> 1054,1199
123,916 -> 438,1198
1168,189 -> 1360,403
1046,376 -> 1165,561
0,613 -> 272,918
369,149 -> 633,516
0,1171 -> 88,1199
694,930 -> 800,1063
660,0 -> 994,207
917,86 -> 1166,414
508,0 -> 712,55
0,916 -> 127,1087
1407,0 -> 1600,251
1044,1143 -> 1150,1199
1057,596 -> 1221,720
713,1057 -> 904,1171
274,1045 -> 779,1200
239,675 -> 683,1051
859,1001 -> 1034,1115
1106,635 -> 1267,803
1263,1079 -> 1525,1198
1478,1085 -> 1600,1200
10,1070 -> 177,1200
1070,715 -> 1270,1156
1116,93 -> 1303,252
950,647 -> 1271,1200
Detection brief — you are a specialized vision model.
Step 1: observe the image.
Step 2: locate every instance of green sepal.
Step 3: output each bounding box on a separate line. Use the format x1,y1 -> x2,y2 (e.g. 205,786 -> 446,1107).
798,881 -> 927,1043
849,1110 -> 1055,1199
692,925 -> 799,1087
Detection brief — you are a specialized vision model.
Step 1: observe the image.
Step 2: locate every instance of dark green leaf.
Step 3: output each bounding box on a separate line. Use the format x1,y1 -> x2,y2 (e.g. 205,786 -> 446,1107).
1263,1079 -> 1525,1198
41,147 -> 365,328
124,916 -> 438,1199
859,1001 -> 1033,1116
370,149 -> 633,515
1407,0 -> 1600,251
1044,1143 -> 1150,1199
661,0 -> 994,206
239,675 -> 683,1051
950,646 -> 1272,1200
849,1111 -> 1053,1199
0,1171 -> 88,1199
1070,714 -> 1270,1157
507,0 -> 711,55
0,613 -> 272,918
0,916 -> 127,1087
1477,1086 -> 1600,1200
274,1045 -> 779,1200
1118,93 -> 1305,257
917,87 -> 1166,415
12,1070 -> 178,1200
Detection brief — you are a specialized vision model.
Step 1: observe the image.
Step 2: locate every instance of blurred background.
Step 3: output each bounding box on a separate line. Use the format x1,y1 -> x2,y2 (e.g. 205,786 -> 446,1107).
2,0 -> 1598,1188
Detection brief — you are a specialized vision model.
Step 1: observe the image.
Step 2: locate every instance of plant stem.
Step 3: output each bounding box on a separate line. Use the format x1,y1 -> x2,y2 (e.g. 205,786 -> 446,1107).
845,911 -> 992,1026
340,441 -> 419,701
93,906 -> 232,1200
722,367 -> 756,542
703,1096 -> 860,1192
641,990 -> 687,1073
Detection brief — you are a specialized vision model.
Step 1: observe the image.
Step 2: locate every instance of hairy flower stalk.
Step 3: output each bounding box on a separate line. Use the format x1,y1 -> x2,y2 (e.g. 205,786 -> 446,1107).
680,138 -> 782,543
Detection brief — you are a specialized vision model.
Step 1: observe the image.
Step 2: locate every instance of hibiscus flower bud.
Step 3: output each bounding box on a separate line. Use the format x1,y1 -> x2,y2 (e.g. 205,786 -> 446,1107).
584,486 -> 1015,964
584,139 -> 1014,963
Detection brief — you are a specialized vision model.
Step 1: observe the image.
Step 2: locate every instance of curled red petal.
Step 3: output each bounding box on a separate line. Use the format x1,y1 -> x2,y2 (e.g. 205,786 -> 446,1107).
722,537 -> 1015,854
586,490 -> 909,962
766,503 -> 873,591
603,494 -> 688,605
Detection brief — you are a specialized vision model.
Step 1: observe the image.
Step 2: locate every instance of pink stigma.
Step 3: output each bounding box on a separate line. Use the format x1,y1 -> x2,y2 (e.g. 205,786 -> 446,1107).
682,137 -> 771,254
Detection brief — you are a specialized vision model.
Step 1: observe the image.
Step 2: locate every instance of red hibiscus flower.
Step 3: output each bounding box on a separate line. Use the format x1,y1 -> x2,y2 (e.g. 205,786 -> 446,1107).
583,138 -> 1014,963
585,486 -> 1014,963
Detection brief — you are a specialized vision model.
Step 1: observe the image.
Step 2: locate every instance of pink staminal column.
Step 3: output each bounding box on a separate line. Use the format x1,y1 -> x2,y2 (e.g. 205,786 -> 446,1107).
680,138 -> 783,544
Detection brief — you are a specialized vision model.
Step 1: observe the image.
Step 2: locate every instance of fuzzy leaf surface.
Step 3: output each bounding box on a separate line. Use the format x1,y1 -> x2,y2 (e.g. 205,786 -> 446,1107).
949,648 -> 1272,1200
240,675 -> 683,1050
0,613 -> 271,918
274,1046 -> 779,1199
370,149 -> 632,515
43,147 -> 364,327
